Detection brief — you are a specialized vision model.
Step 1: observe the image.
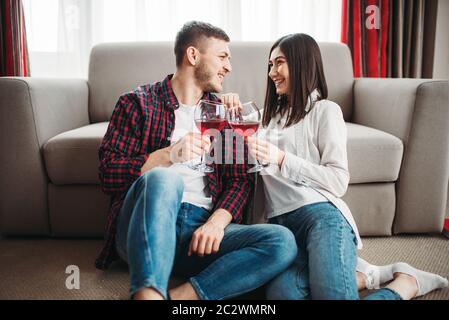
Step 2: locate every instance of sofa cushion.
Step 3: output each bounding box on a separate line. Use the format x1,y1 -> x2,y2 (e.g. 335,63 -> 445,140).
43,121 -> 403,186
347,122 -> 403,183
43,122 -> 108,185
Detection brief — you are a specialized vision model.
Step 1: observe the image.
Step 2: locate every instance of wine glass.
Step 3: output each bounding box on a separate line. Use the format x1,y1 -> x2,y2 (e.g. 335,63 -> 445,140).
193,100 -> 227,173
227,101 -> 264,173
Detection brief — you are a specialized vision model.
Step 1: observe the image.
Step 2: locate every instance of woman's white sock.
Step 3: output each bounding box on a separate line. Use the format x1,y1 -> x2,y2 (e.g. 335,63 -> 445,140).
356,257 -> 394,289
392,262 -> 449,297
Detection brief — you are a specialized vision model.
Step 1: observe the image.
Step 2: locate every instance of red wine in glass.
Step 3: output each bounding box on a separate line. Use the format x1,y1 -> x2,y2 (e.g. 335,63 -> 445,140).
226,101 -> 264,173
228,121 -> 260,138
195,118 -> 228,134
193,100 -> 227,173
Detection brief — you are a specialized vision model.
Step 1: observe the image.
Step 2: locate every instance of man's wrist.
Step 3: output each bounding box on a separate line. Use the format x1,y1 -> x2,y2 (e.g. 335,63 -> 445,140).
161,145 -> 174,166
207,208 -> 232,229
141,147 -> 173,174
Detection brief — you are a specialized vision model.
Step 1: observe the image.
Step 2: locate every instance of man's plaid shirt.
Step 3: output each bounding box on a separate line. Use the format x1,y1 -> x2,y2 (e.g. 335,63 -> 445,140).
95,75 -> 254,270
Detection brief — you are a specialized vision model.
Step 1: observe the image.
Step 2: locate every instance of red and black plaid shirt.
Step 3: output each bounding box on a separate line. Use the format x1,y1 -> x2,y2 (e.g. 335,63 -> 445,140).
95,75 -> 254,270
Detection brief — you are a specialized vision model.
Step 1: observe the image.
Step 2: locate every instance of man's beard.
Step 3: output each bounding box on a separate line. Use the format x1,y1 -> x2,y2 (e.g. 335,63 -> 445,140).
194,61 -> 219,93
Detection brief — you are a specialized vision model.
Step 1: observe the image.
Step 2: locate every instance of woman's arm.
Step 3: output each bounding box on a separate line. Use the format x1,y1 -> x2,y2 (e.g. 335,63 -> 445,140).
280,102 -> 350,197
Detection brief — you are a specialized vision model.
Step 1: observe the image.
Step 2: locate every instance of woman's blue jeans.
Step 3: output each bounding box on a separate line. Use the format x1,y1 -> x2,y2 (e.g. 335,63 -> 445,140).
266,202 -> 402,300
115,167 -> 297,299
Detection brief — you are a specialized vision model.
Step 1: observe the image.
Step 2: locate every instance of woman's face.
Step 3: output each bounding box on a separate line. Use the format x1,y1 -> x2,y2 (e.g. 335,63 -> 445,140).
268,46 -> 290,95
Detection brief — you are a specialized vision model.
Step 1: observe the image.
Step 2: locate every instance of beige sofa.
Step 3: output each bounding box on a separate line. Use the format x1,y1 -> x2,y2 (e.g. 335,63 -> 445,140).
1,42 -> 448,240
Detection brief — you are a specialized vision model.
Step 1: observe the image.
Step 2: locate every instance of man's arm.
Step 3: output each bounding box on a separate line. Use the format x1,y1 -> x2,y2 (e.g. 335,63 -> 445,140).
100,93 -> 211,193
188,208 -> 232,257
99,94 -> 149,195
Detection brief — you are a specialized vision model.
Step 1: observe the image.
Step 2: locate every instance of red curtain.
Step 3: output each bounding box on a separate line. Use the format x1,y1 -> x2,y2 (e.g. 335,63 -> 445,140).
341,0 -> 389,78
1,0 -> 30,76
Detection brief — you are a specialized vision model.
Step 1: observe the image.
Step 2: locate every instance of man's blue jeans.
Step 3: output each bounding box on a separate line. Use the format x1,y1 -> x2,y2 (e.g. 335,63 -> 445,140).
115,168 -> 297,299
266,202 -> 402,300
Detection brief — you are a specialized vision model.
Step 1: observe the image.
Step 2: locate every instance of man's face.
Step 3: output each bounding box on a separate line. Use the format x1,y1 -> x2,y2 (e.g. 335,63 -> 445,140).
194,38 -> 232,93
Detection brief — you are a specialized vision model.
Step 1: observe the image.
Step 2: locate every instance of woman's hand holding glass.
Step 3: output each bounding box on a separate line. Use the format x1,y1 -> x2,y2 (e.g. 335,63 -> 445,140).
247,137 -> 286,167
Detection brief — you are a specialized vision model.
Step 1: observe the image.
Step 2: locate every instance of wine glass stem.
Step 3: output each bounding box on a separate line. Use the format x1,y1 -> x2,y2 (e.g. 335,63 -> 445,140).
201,134 -> 210,166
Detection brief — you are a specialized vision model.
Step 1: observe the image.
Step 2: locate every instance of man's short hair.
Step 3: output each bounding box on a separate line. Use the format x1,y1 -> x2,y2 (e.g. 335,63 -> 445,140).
174,21 -> 230,66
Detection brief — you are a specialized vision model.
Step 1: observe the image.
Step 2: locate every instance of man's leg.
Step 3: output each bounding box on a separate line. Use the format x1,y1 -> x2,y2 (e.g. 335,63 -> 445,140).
171,210 -> 298,300
115,168 -> 184,300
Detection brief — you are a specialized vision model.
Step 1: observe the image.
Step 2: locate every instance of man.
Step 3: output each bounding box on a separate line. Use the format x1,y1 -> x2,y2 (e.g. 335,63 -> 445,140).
95,21 -> 296,300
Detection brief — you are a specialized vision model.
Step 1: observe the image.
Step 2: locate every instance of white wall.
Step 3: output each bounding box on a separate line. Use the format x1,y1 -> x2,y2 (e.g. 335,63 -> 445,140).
433,0 -> 449,80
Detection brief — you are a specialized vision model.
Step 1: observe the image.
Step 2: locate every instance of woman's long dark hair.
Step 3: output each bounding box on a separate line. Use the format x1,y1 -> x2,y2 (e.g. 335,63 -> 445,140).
262,33 -> 328,127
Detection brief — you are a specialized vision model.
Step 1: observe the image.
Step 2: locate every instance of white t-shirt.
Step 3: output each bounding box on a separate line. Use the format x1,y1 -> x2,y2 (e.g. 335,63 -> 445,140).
169,103 -> 213,210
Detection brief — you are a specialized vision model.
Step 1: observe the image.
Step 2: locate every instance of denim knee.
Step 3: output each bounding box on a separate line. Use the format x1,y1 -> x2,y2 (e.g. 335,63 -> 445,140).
308,206 -> 348,231
130,167 -> 184,224
264,225 -> 298,268
136,167 -> 184,198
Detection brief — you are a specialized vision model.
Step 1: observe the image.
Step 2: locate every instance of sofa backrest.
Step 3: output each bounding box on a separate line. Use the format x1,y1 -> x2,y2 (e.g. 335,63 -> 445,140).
88,41 -> 354,123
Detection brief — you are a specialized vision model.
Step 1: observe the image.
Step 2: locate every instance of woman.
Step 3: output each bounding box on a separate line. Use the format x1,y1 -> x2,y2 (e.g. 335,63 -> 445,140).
245,33 -> 448,300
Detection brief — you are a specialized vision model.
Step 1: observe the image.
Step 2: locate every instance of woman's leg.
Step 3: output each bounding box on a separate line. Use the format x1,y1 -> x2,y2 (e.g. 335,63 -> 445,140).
383,263 -> 448,300
265,247 -> 311,300
356,257 -> 394,290
358,260 -> 448,300
267,202 -> 402,300
303,202 -> 359,299
265,203 -> 358,300
265,205 -> 313,300
267,202 -> 359,300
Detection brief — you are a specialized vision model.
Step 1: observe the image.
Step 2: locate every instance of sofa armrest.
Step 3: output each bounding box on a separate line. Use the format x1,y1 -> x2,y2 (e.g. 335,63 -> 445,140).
0,77 -> 89,236
354,79 -> 449,233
